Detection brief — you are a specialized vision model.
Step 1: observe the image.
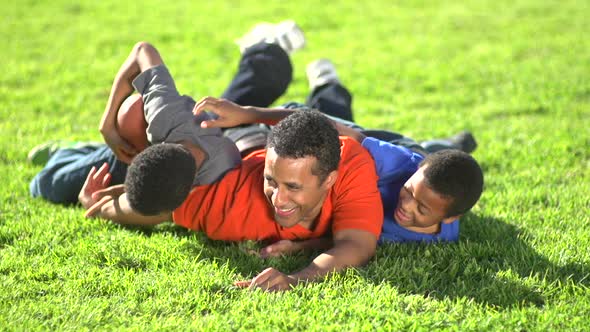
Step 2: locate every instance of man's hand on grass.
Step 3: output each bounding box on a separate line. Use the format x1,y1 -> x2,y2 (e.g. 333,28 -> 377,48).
234,267 -> 298,292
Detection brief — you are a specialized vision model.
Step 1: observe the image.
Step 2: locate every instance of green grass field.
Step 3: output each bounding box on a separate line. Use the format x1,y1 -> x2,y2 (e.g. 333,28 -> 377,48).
1,0 -> 589,330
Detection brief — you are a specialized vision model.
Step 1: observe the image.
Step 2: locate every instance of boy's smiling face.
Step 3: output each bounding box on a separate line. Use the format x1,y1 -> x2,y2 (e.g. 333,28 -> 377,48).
394,165 -> 459,234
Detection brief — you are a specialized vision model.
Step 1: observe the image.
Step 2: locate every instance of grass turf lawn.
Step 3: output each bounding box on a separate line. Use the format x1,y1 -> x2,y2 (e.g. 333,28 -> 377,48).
1,0 -> 589,330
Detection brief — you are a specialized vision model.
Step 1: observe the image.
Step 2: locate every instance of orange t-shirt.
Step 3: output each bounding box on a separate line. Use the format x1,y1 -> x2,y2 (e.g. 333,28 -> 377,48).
172,136 -> 383,242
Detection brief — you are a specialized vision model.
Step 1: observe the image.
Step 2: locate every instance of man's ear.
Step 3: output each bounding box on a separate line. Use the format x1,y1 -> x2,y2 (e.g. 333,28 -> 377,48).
322,170 -> 338,189
442,215 -> 461,224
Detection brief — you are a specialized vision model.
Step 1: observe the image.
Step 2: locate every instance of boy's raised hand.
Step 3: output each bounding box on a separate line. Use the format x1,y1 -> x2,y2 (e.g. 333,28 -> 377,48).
193,96 -> 256,128
78,163 -> 112,209
78,162 -> 126,218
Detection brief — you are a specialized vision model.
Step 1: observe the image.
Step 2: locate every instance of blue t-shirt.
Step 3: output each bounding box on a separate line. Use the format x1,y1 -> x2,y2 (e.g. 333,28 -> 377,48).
361,137 -> 459,244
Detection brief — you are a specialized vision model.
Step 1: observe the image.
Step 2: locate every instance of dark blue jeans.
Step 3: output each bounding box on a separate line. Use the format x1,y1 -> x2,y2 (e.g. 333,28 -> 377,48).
30,145 -> 128,204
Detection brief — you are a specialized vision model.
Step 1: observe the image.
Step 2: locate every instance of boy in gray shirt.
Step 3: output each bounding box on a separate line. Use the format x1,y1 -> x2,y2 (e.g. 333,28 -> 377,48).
131,64 -> 240,185
28,21 -> 303,205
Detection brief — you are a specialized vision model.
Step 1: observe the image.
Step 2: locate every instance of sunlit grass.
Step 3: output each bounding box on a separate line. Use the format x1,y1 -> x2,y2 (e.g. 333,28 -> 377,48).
1,0 -> 589,330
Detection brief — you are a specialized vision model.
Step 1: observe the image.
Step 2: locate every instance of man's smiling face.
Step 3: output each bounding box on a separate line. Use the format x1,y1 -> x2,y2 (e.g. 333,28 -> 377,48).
263,147 -> 336,230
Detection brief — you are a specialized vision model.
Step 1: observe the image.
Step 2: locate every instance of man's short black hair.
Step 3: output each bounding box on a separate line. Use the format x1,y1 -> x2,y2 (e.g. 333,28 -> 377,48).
267,111 -> 341,183
125,143 -> 196,216
420,150 -> 484,217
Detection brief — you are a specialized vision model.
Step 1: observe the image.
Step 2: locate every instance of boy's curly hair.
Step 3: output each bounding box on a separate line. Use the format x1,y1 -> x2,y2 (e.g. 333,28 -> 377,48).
421,150 -> 484,217
125,143 -> 196,215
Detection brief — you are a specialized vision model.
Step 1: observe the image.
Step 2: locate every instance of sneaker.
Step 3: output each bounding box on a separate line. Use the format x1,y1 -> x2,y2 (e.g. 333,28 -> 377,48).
235,20 -> 306,55
449,131 -> 478,154
27,141 -> 101,166
306,59 -> 341,91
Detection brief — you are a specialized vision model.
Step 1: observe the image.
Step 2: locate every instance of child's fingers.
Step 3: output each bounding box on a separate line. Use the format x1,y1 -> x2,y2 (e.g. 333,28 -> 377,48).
83,166 -> 97,186
193,96 -> 218,115
92,184 -> 125,200
101,172 -> 112,188
84,195 -> 111,218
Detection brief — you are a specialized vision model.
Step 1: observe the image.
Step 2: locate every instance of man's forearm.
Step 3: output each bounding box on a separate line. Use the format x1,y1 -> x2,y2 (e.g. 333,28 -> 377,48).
289,236 -> 377,283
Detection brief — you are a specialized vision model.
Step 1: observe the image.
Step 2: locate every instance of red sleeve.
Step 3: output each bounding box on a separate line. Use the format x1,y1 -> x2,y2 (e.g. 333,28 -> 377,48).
330,138 -> 383,238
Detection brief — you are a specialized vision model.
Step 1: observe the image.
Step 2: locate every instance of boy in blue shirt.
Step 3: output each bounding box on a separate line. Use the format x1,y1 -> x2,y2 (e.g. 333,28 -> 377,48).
336,125 -> 480,244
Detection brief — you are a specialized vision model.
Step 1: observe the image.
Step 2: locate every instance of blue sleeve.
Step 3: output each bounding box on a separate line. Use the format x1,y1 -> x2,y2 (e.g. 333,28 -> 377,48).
361,137 -> 424,182
379,217 -> 460,244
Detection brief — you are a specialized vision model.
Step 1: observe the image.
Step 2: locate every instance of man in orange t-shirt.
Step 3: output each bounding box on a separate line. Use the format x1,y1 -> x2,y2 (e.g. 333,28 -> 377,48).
83,111 -> 383,291
173,136 -> 382,242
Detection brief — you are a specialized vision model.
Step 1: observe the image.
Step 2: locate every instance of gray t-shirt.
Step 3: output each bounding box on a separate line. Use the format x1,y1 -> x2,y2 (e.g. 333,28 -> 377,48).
132,65 -> 241,185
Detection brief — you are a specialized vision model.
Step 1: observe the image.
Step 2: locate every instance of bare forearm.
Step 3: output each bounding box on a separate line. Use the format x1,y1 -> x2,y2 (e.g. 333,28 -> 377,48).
245,106 -> 297,125
99,51 -> 141,133
294,237 -> 333,252
290,238 -> 376,283
96,194 -> 170,226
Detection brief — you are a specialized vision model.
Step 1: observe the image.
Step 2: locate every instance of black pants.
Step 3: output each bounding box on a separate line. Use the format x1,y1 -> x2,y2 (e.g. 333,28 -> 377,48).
221,42 -> 354,121
221,42 -> 429,154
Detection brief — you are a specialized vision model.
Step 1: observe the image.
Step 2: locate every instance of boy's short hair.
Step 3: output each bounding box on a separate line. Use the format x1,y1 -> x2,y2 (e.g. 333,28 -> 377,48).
267,111 -> 341,183
125,143 -> 196,216
420,150 -> 484,217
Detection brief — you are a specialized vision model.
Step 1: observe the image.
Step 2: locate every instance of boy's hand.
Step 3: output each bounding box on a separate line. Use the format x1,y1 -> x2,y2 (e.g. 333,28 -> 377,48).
101,129 -> 138,164
78,163 -> 112,209
84,195 -> 113,218
193,96 -> 255,128
83,185 -> 125,218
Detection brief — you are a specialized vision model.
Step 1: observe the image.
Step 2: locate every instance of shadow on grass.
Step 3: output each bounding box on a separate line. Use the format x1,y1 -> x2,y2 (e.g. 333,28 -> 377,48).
364,213 -> 589,309
118,222 -> 311,278
107,214 -> 588,309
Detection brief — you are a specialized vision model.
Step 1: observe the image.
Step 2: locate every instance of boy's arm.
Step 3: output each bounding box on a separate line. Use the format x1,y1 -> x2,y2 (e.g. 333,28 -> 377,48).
99,41 -> 163,164
332,121 -> 366,142
85,193 -> 170,226
194,97 -> 369,143
193,96 -> 298,127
